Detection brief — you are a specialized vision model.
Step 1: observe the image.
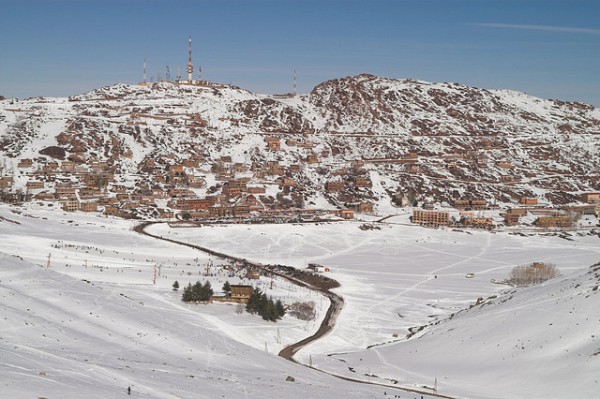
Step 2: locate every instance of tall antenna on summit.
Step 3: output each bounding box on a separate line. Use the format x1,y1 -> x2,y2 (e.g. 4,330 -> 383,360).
187,35 -> 193,83
293,68 -> 297,96
177,65 -> 181,82
198,65 -> 202,82
143,58 -> 147,83
166,65 -> 171,82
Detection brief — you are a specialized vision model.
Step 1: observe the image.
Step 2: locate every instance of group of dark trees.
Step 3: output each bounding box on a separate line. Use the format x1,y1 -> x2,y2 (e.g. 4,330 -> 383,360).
246,288 -> 285,321
181,281 -> 214,302
177,280 -> 285,322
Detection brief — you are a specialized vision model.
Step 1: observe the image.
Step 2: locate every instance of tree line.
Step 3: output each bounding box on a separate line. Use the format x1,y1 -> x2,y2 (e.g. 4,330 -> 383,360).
176,280 -> 285,322
245,287 -> 286,321
181,281 -> 214,302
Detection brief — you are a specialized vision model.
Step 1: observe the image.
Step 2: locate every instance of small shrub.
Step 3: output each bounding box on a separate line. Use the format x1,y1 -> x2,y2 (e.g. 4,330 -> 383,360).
288,301 -> 316,321
509,262 -> 559,286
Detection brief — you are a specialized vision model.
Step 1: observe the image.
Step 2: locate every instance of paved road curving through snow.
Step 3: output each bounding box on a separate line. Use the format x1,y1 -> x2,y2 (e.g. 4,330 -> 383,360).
134,221 -> 344,360
136,221 -> 461,399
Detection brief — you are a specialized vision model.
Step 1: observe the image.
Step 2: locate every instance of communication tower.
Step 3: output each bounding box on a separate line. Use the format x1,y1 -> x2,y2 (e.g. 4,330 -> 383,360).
293,68 -> 297,96
187,35 -> 193,83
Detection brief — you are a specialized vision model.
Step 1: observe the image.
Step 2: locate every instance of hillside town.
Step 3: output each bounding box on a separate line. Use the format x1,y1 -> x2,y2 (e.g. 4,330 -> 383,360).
1,74 -> 599,231
1,142 -> 599,230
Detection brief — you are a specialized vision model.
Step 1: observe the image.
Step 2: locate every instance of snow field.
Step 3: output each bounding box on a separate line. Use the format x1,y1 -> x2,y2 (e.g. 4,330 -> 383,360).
2,202 -> 600,398
153,219 -> 600,398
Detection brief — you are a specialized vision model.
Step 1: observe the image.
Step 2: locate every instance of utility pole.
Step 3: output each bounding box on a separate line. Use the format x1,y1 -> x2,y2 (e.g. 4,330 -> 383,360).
153,265 -> 157,285
46,253 -> 51,269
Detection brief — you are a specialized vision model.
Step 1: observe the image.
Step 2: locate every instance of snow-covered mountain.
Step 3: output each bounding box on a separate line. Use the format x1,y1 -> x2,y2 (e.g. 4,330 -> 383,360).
1,74 -> 599,210
332,262 -> 600,398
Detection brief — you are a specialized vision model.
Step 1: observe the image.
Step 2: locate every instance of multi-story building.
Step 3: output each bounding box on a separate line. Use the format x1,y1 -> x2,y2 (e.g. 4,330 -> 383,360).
412,209 -> 450,227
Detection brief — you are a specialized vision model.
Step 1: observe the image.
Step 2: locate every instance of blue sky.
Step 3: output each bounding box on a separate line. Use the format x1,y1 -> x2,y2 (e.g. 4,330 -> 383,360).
1,0 -> 599,106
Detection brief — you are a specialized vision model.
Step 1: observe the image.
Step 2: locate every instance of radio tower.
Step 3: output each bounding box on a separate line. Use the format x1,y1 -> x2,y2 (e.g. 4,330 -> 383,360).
187,35 -> 193,83
198,65 -> 202,82
177,65 -> 181,82
166,65 -> 171,82
143,58 -> 147,83
293,68 -> 297,96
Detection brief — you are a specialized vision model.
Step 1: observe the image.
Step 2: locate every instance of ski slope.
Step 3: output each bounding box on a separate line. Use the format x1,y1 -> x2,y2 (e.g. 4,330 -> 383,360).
1,203 -> 599,398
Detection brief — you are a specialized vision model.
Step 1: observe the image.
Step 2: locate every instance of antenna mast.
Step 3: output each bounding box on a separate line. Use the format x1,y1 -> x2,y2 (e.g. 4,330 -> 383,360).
293,68 -> 297,96
166,65 -> 171,82
187,35 -> 193,83
143,58 -> 147,83
198,65 -> 202,82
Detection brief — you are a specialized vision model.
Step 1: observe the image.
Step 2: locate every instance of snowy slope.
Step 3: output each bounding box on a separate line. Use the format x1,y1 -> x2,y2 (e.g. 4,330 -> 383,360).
0,252 -> 400,399
331,263 -> 600,399
1,74 -> 599,211
1,202 -> 599,398
146,219 -> 600,398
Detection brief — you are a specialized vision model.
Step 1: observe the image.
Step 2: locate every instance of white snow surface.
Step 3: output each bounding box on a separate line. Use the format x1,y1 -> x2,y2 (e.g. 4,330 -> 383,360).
0,204 -> 407,399
148,218 -> 600,399
2,202 -> 599,398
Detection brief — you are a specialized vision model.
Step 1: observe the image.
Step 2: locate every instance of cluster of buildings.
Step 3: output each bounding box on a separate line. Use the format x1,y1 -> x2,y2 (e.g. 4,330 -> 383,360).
411,193 -> 600,230
2,148 -> 598,231
0,145 -> 365,222
1,146 -> 598,231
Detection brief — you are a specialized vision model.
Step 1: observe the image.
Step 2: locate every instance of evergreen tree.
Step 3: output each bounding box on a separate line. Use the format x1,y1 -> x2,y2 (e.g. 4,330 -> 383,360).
182,283 -> 193,302
222,281 -> 231,293
181,280 -> 214,302
243,288 -> 283,322
202,281 -> 214,300
259,293 -> 268,316
262,299 -> 275,321
192,281 -> 203,301
246,287 -> 262,314
275,299 -> 286,318
172,280 -> 180,291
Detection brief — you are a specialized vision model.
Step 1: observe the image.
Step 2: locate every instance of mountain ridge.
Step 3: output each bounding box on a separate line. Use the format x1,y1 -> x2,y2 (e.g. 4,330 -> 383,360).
0,74 -> 598,214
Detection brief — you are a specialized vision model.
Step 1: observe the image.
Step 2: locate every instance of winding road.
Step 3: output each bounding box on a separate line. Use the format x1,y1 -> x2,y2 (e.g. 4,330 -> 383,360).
134,221 -> 344,360
135,221 -> 461,399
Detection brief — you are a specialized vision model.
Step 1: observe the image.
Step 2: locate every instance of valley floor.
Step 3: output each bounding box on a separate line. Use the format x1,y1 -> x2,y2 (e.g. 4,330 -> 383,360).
1,202 -> 599,398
